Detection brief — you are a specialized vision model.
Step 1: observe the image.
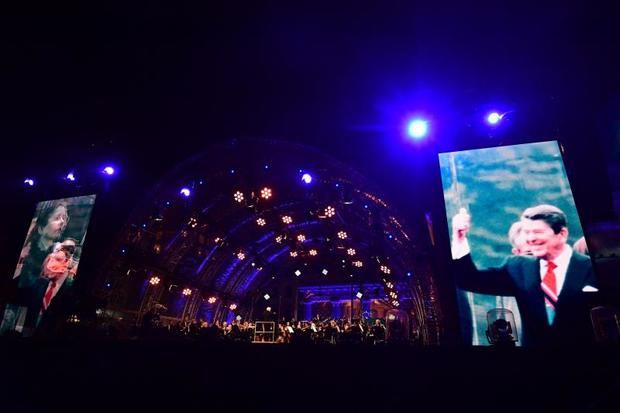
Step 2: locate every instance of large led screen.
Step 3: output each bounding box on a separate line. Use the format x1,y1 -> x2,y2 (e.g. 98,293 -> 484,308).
1,195 -> 96,336
439,141 -> 597,346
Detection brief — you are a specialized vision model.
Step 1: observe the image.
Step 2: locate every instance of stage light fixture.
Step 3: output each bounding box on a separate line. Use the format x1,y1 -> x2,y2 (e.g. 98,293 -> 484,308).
322,269 -> 328,275
353,260 -> 363,267
294,270 -> 301,276
290,251 -> 298,257
237,252 -> 246,260
229,304 -> 237,311
24,178 -> 35,186
260,187 -> 272,199
486,111 -> 503,125
309,249 -> 318,256
207,296 -> 217,304
407,118 -> 429,140
179,188 -> 191,197
282,215 -> 293,224
182,288 -> 192,296
256,218 -> 266,226
356,291 -> 363,299
149,276 -> 160,285
66,172 -> 76,182
264,293 -> 270,300
337,231 -> 347,239
324,206 -> 336,218
102,166 -> 116,176
275,235 -> 283,243
301,173 -> 313,184
347,248 -> 356,256
233,191 -> 244,203
297,234 -> 306,242
380,265 -> 391,274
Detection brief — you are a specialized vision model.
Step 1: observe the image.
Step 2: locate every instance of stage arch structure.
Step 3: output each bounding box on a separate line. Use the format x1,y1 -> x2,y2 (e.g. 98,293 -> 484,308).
100,139 -> 443,344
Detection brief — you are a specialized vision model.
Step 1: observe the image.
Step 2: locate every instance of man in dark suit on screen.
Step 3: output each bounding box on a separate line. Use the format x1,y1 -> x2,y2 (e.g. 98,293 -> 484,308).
451,204 -> 598,346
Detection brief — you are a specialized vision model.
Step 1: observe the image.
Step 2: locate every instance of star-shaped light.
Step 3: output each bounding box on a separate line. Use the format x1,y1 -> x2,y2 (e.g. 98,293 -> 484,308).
233,191 -> 244,203
260,187 -> 272,199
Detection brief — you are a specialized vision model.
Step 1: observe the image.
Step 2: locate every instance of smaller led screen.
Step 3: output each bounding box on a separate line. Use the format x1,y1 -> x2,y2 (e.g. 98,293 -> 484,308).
1,195 -> 96,336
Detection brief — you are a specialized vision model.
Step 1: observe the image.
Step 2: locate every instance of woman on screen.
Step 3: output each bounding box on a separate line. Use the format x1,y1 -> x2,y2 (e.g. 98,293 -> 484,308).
13,201 -> 70,330
14,201 -> 69,287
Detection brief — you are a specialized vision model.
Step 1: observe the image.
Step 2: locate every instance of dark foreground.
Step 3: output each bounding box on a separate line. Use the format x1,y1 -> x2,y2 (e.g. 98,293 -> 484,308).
0,339 -> 618,412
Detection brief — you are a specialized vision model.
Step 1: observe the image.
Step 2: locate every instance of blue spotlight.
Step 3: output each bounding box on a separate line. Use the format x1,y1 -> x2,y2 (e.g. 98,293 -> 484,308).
66,172 -> 76,182
102,166 -> 116,176
180,187 -> 191,197
301,173 -> 313,184
407,119 -> 429,140
486,112 -> 503,125
24,178 -> 35,187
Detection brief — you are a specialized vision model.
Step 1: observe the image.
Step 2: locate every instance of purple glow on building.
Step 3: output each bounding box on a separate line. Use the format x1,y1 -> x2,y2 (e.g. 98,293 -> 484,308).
287,221 -> 321,230
195,245 -> 219,275
214,257 -> 250,290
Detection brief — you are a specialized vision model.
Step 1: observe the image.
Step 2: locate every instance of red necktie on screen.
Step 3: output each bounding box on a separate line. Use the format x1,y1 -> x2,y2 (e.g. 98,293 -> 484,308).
42,280 -> 57,311
541,261 -> 558,309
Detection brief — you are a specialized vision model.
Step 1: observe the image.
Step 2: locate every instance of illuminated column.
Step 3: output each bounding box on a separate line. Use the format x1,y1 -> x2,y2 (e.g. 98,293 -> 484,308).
341,301 -> 351,322
362,300 -> 371,317
332,300 -> 342,320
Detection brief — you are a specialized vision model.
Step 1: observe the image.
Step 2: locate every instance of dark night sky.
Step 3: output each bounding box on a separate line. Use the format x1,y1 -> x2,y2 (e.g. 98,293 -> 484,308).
1,2 -> 619,275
